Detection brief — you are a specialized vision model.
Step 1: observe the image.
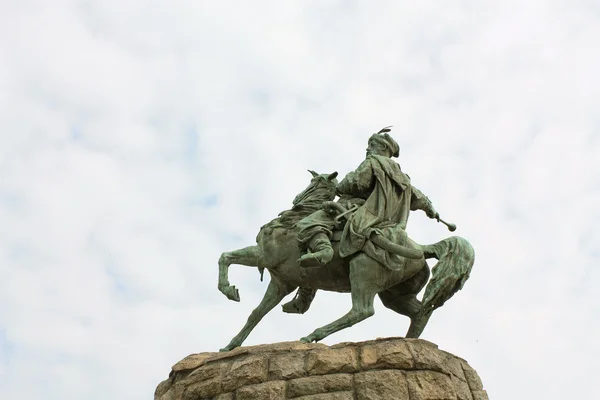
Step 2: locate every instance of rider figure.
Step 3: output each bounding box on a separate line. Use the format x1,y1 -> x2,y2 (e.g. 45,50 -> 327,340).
296,128 -> 439,269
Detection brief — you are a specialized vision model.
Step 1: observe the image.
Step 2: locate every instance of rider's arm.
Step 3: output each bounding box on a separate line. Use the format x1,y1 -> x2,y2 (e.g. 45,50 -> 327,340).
336,158 -> 374,198
410,185 -> 438,218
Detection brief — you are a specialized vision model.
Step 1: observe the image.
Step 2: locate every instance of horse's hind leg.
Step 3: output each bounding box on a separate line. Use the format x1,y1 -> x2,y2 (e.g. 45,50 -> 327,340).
218,245 -> 263,302
379,292 -> 423,337
221,277 -> 296,352
378,262 -> 430,338
299,254 -> 381,343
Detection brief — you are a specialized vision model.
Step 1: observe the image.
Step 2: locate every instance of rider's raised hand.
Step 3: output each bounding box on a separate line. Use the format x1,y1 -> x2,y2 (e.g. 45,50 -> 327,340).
426,207 -> 440,221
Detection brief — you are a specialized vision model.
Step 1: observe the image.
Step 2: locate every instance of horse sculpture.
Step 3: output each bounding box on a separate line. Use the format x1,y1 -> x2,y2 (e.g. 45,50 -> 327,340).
218,170 -> 474,351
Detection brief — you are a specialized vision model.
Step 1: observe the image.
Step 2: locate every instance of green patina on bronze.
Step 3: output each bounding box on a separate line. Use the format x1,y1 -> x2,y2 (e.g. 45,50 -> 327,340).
217,127 -> 475,352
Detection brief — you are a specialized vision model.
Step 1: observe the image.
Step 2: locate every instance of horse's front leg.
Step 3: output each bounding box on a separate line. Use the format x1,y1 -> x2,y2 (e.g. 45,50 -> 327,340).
221,278 -> 296,351
300,254 -> 381,343
299,283 -> 378,343
218,246 -> 262,302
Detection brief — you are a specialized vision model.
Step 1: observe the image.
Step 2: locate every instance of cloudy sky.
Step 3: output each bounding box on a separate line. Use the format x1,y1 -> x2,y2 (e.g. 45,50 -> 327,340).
1,0 -> 599,398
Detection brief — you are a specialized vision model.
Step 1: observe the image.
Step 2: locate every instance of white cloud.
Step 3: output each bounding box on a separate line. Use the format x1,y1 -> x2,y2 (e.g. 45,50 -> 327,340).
1,1 -> 599,399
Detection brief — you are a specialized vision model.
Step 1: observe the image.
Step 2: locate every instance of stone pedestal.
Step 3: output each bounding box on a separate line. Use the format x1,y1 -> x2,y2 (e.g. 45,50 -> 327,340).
155,338 -> 488,400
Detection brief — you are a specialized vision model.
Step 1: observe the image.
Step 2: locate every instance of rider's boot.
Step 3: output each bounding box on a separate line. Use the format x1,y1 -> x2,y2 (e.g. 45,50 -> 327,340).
282,287 -> 317,314
297,233 -> 334,268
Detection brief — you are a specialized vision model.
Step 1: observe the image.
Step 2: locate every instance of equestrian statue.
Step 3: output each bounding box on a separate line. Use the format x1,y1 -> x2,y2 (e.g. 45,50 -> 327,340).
217,127 -> 475,351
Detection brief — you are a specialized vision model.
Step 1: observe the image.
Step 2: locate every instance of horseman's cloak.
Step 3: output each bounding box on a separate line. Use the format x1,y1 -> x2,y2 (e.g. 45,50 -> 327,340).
338,155 -> 432,271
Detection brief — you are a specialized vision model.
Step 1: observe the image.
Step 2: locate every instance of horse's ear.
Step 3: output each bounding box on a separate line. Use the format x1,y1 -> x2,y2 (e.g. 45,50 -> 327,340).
327,171 -> 338,180
308,169 -> 319,178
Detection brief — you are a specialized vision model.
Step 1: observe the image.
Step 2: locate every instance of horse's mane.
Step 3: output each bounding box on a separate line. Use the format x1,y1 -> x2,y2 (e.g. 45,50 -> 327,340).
255,177 -> 336,280
258,184 -> 336,234
278,201 -> 325,230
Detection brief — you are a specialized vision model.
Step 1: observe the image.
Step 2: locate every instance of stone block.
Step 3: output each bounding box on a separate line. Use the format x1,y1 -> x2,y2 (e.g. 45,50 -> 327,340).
182,381 -> 219,399
236,381 -> 286,400
205,348 -> 249,363
268,351 -> 306,380
360,340 -> 413,370
287,374 -> 353,397
407,341 -> 463,378
221,356 -> 268,392
293,392 -> 354,400
472,390 -> 489,400
182,362 -> 228,399
247,341 -> 327,353
452,375 -> 473,400
154,378 -> 172,399
440,351 -> 467,379
158,379 -> 189,400
461,361 -> 484,391
355,370 -> 409,400
172,353 -> 218,372
406,370 -> 456,400
306,347 -> 359,375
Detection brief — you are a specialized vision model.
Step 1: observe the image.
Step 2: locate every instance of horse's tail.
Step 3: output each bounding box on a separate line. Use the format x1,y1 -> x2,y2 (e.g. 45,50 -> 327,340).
407,236 -> 475,338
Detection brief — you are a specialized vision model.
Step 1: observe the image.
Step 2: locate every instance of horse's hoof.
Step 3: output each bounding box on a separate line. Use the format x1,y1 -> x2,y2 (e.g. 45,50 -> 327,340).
300,334 -> 319,343
219,344 -> 237,352
219,285 -> 241,302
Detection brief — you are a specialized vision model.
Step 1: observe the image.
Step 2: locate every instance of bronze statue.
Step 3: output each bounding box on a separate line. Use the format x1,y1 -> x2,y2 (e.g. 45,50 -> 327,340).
217,127 -> 474,352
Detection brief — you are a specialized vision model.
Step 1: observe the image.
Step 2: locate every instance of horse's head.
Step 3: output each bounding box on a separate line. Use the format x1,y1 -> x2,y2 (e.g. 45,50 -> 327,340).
292,170 -> 338,206
307,169 -> 339,187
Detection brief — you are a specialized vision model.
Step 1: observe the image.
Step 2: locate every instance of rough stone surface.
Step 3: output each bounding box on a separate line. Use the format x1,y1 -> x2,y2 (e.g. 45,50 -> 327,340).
154,378 -> 172,399
361,339 -> 413,370
407,370 -> 456,400
269,352 -> 307,380
293,393 -> 354,400
452,375 -> 474,400
155,338 -> 487,400
306,347 -> 359,375
355,370 -> 409,400
236,381 -> 286,400
408,340 -> 464,378
287,374 -> 352,397
461,360 -> 484,391
221,355 -> 268,392
181,361 -> 228,399
172,353 -> 217,372
472,390 -> 490,400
